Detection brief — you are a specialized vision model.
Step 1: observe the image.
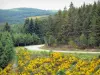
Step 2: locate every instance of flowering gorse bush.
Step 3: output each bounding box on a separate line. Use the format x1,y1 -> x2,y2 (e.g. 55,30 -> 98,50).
0,47 -> 100,75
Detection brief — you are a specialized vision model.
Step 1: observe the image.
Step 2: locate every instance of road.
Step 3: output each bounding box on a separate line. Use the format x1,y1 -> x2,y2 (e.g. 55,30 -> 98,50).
24,44 -> 100,54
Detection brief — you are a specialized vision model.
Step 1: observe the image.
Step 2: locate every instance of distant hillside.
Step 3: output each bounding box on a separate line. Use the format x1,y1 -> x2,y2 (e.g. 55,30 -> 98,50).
0,8 -> 56,24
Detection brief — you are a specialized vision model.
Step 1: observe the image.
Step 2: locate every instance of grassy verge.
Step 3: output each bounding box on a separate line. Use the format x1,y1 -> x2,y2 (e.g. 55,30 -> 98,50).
16,47 -> 100,60
67,53 -> 100,60
41,45 -> 100,52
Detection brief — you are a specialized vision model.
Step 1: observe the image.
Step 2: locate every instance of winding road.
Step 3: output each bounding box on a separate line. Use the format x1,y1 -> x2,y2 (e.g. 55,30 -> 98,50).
25,44 -> 100,54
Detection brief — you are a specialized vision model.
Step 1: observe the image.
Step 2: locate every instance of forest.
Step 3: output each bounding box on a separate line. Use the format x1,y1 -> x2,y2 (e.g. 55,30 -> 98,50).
0,1 -> 100,74
1,1 -> 100,48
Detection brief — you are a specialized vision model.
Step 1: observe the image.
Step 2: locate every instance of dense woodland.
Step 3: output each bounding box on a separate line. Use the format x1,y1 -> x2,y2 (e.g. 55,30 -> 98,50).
43,1 -> 100,48
44,1 -> 100,48
22,1 -> 100,48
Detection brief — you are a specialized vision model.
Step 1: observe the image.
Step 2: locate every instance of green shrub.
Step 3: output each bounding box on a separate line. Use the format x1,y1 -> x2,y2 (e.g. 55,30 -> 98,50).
56,69 -> 66,75
48,35 -> 57,46
79,34 -> 88,48
68,40 -> 78,48
44,35 -> 57,47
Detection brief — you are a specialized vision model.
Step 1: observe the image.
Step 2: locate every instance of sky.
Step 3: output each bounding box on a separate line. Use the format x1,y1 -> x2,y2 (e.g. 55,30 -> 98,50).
0,0 -> 98,10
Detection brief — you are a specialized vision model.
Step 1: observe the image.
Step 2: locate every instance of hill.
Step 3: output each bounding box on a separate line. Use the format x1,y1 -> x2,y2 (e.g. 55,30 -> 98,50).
0,8 -> 56,24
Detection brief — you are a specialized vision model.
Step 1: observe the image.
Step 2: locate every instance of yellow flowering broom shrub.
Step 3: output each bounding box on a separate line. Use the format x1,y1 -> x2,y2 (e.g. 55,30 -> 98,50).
0,47 -> 100,75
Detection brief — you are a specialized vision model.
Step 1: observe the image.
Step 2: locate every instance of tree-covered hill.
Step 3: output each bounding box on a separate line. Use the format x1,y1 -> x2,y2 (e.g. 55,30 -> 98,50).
0,8 -> 56,24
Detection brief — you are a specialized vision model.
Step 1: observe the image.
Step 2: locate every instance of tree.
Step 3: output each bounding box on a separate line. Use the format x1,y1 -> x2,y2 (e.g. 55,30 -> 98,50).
13,33 -> 40,46
63,6 -> 67,18
54,10 -> 64,44
19,1 -> 100,48
79,34 -> 88,48
28,18 -> 35,34
67,2 -> 76,38
96,1 -> 100,46
0,32 -> 14,69
24,18 -> 30,33
34,18 -> 41,36
88,33 -> 96,47
3,22 -> 11,32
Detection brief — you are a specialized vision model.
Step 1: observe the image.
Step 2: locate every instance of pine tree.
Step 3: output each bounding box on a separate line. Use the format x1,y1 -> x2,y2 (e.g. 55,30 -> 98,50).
0,32 -> 14,69
96,1 -> 100,46
67,2 -> 76,38
55,10 -> 64,44
47,15 -> 55,35
34,18 -> 41,37
24,18 -> 30,33
3,22 -> 11,32
63,6 -> 68,18
28,18 -> 35,34
60,7 -> 68,44
88,33 -> 96,47
79,34 -> 88,48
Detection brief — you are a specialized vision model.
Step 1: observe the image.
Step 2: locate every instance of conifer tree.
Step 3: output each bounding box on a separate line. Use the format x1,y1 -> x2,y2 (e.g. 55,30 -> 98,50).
0,32 -> 14,69
28,18 -> 35,34
24,18 -> 30,33
3,22 -> 11,32
79,34 -> 88,48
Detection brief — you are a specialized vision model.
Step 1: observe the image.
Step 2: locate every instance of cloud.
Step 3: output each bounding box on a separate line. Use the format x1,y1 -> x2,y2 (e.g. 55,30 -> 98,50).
0,0 -> 98,10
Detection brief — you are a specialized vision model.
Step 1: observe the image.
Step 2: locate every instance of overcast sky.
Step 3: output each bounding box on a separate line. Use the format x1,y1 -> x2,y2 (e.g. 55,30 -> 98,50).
0,0 -> 98,10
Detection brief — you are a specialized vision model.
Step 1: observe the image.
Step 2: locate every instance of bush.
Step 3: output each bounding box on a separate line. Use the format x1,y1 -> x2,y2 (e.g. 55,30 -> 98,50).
48,35 -> 57,46
68,39 -> 78,48
88,35 -> 96,47
79,34 -> 88,48
44,35 -> 57,47
0,32 -> 14,69
56,69 -> 66,75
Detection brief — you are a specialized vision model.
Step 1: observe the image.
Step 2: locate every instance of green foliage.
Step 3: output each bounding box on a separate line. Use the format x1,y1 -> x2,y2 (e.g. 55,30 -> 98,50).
0,32 -> 14,69
13,33 -> 40,46
34,18 -> 42,37
40,1 -> 100,48
88,34 -> 96,47
28,18 -> 35,34
79,34 -> 88,48
3,22 -> 11,32
68,40 -> 78,48
48,35 -> 57,47
24,18 -> 30,33
24,18 -> 42,36
44,34 -> 57,47
56,69 -> 66,75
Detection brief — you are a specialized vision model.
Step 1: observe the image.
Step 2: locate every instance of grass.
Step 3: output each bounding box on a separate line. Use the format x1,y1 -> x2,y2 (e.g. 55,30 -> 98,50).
15,47 -> 50,57
31,51 -> 100,60
41,45 -> 100,52
15,47 -> 100,60
69,53 -> 100,60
